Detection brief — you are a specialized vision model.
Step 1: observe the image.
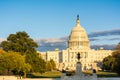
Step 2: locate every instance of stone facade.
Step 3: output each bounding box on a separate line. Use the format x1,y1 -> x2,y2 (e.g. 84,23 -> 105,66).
39,16 -> 113,71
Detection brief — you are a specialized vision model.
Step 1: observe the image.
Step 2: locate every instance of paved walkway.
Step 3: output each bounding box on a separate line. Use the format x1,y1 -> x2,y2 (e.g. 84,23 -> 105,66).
21,78 -> 60,80
19,78 -> 120,80
0,76 -> 120,80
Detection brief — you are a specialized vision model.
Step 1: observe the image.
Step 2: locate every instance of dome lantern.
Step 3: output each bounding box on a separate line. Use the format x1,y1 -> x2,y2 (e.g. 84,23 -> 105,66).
76,15 -> 80,27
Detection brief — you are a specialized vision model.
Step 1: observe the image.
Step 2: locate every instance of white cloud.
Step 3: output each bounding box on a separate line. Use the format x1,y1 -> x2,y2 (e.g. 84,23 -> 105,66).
88,28 -> 120,38
0,38 -> 6,43
35,36 -> 68,45
1,28 -> 120,51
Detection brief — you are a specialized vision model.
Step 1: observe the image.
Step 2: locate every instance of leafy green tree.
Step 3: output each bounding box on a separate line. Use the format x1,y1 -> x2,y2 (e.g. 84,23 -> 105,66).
102,42 -> 120,75
112,50 -> 120,75
20,63 -> 31,77
102,55 -> 116,71
0,51 -> 31,76
46,59 -> 56,71
25,53 -> 46,73
0,31 -> 46,74
0,31 -> 38,55
50,59 -> 56,70
46,61 -> 52,71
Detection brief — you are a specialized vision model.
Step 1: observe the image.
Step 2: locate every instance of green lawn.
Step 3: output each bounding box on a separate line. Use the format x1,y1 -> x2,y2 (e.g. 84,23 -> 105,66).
27,71 -> 61,78
26,70 -> 119,78
97,71 -> 119,77
83,70 -> 119,77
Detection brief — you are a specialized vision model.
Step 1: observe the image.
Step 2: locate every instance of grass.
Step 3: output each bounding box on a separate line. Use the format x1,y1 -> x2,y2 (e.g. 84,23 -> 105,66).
83,70 -> 119,77
27,71 -> 61,78
97,71 -> 119,77
26,70 -> 119,78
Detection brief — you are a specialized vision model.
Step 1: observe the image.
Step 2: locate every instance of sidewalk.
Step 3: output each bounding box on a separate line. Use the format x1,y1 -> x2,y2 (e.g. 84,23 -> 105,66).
1,76 -> 120,80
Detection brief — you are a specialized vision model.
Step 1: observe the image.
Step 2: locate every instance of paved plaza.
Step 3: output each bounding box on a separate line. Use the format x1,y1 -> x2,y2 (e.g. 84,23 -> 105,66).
21,78 -> 120,80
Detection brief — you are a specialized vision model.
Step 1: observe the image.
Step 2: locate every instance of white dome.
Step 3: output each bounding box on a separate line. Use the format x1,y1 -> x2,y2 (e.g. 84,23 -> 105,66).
68,16 -> 90,49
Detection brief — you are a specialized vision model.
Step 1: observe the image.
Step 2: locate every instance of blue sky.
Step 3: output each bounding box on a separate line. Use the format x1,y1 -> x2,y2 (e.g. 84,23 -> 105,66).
0,0 -> 120,51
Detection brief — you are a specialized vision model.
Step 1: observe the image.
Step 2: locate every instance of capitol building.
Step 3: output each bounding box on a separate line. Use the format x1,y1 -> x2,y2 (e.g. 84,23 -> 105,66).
39,16 -> 113,71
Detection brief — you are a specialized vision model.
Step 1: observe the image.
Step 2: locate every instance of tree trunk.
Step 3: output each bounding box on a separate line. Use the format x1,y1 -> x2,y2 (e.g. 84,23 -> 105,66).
23,72 -> 26,78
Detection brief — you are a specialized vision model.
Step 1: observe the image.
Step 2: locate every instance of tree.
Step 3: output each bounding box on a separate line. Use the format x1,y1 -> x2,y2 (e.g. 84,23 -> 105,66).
102,42 -> 120,75
115,42 -> 120,50
0,49 -> 5,54
46,61 -> 52,71
50,59 -> 56,70
0,31 -> 46,74
0,31 -> 38,55
20,63 -> 31,78
102,55 -> 116,71
113,42 -> 120,74
0,51 -> 31,76
25,52 -> 46,73
112,50 -> 120,75
46,59 -> 56,71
